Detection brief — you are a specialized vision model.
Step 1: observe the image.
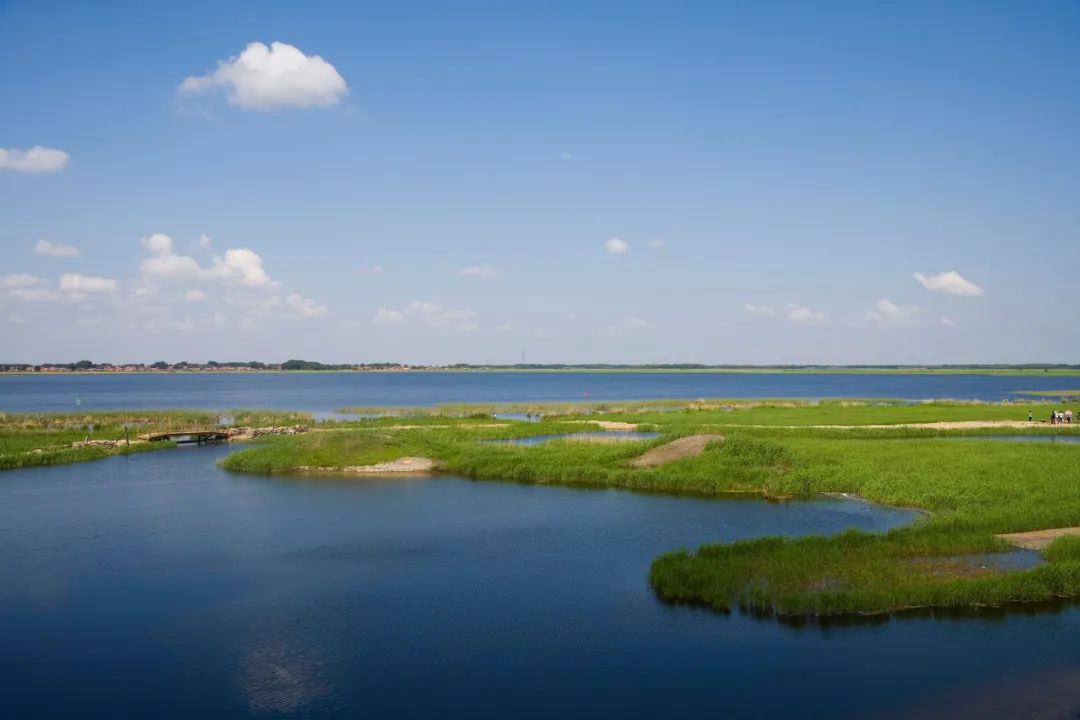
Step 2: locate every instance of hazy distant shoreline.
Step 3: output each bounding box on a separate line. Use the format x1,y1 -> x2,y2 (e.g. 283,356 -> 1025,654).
4,366 -> 1080,377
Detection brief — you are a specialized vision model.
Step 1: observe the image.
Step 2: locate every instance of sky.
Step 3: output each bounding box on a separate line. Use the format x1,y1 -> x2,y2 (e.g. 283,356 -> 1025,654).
1,0 -> 1078,365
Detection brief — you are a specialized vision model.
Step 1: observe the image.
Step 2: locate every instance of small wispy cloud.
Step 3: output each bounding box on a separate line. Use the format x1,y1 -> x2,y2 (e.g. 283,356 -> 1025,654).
458,265 -> 500,279
284,293 -> 328,319
59,273 -> 116,294
913,270 -> 983,296
34,239 -> 80,257
866,298 -> 924,326
2,273 -> 45,289
372,307 -> 404,324
0,146 -> 69,173
743,303 -> 776,317
785,303 -> 827,325
647,238 -> 666,249
605,237 -> 628,254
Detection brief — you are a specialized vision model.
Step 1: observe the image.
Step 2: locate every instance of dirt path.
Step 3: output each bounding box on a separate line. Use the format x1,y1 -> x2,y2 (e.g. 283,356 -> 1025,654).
630,434 -> 724,468
292,457 -> 436,475
996,527 -> 1080,550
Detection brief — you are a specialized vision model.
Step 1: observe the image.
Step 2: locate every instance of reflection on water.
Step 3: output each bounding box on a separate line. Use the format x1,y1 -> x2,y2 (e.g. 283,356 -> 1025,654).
242,645 -> 333,715
968,434 -> 1080,444
879,666 -> 1080,720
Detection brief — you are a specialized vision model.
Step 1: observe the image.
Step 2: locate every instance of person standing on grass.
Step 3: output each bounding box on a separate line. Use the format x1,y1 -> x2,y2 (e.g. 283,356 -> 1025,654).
1068,409 -> 1074,424
1029,410 -> 1034,422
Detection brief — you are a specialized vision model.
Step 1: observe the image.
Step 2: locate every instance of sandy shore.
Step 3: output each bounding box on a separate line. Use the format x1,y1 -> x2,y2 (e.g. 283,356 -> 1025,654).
630,434 -> 724,468
291,456 -> 436,475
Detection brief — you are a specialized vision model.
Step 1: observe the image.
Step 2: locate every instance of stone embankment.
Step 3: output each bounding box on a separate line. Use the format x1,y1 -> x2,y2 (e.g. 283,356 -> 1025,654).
70,439 -> 137,449
224,426 -> 310,442
293,457 -> 436,475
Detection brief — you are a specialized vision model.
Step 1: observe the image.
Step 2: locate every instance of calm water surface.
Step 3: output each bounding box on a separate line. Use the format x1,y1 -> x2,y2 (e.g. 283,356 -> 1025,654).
3,448 -> 1080,718
3,371 -> 1080,413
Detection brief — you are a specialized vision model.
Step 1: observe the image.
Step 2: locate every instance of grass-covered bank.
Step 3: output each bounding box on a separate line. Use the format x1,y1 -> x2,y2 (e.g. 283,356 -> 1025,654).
0,409 -> 312,470
220,399 -> 1080,618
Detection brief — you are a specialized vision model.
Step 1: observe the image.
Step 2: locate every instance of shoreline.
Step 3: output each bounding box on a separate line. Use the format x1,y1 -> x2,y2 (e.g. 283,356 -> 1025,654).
5,367 -> 1080,377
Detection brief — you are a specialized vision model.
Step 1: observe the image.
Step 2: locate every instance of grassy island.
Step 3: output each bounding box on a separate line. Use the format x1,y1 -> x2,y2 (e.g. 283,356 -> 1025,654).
6,399 -> 1080,619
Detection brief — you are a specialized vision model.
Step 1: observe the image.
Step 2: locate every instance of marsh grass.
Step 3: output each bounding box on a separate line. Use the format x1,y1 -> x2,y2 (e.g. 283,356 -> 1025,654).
0,409 -> 313,471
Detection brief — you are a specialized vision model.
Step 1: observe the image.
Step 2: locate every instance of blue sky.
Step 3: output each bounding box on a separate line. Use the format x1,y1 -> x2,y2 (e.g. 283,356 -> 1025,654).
2,0 -> 1078,364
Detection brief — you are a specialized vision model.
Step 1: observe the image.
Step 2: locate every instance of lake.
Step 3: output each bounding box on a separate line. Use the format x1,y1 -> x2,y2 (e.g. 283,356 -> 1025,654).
2,371 -> 1080,413
3,447 -> 1079,718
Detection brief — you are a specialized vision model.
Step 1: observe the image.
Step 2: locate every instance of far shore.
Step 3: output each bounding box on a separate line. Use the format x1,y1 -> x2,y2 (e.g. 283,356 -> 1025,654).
5,366 -> 1080,377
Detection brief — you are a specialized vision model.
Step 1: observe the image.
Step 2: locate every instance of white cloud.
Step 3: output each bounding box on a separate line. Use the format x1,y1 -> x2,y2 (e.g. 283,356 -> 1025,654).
785,303 -> 827,325
373,307 -> 405,324
139,233 -> 276,288
866,298 -> 924,326
605,237 -> 629,254
2,273 -> 44,289
59,273 -> 116,294
498,323 -> 514,332
284,293 -> 328,318
940,316 -> 957,327
409,301 -> 478,331
198,233 -> 213,248
622,317 -> 650,330
208,311 -> 228,327
0,146 -> 69,173
362,264 -> 384,274
743,303 -> 776,317
206,248 -> 275,288
458,265 -> 500,279
180,41 -> 348,111
34,239 -> 80,257
185,289 -> 208,302
647,238 -> 666,249
10,288 -> 62,302
913,271 -> 984,296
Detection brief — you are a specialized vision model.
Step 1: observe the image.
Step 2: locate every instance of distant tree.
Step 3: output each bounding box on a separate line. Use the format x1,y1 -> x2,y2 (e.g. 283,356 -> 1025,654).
73,360 -> 94,370
150,361 -> 168,370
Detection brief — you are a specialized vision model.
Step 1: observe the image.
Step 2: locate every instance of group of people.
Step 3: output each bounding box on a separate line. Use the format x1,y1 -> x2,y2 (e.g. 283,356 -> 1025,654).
1027,409 -> 1074,424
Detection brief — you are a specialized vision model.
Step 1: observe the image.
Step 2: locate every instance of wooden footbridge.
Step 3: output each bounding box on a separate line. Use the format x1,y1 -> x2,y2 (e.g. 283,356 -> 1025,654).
139,429 -> 229,445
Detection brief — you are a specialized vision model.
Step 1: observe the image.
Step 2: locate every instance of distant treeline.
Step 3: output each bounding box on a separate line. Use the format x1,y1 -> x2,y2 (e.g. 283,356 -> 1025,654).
0,360 -> 409,373
448,363 -> 1080,371
4,361 -> 1080,373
